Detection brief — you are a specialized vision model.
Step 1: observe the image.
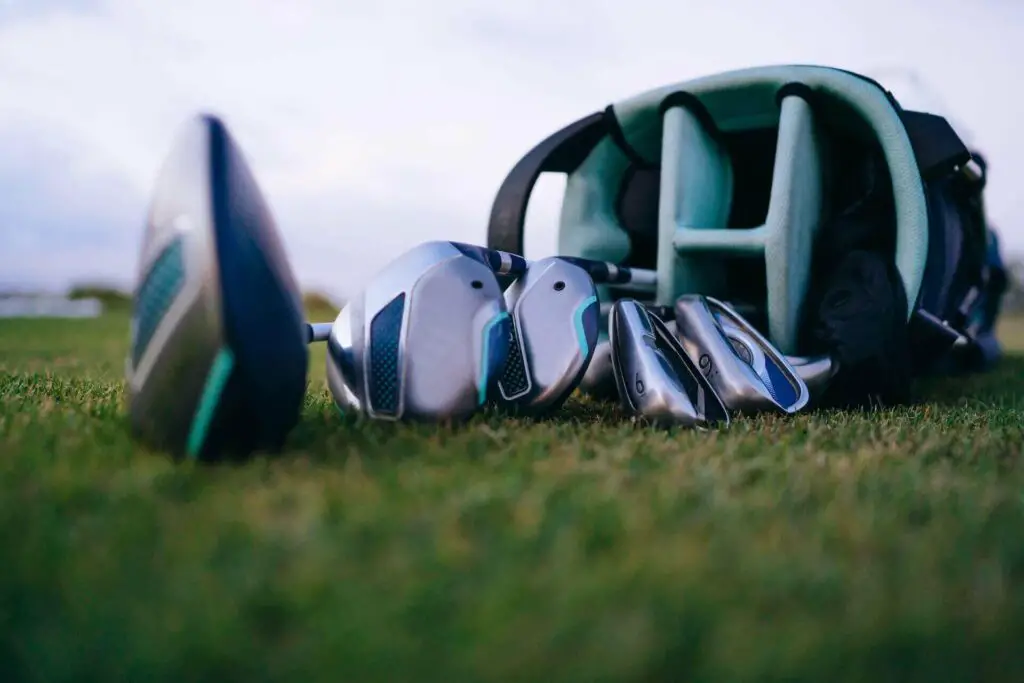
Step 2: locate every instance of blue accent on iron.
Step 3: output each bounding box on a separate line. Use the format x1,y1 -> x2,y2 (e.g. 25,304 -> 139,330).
763,357 -> 800,408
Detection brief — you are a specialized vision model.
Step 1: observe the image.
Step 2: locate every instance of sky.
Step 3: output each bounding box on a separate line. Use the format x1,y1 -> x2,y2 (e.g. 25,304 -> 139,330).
0,0 -> 1022,300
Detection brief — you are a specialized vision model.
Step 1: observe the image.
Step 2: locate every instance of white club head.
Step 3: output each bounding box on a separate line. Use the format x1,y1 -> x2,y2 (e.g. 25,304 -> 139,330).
326,241 -> 512,422
495,256 -> 600,413
609,299 -> 730,428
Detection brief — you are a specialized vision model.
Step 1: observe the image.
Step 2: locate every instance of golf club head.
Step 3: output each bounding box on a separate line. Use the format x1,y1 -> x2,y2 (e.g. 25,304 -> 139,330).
494,256 -> 600,413
609,299 -> 730,428
326,240 -> 512,422
580,318 -> 682,401
673,295 -> 810,415
126,114 -> 309,461
714,318 -> 838,397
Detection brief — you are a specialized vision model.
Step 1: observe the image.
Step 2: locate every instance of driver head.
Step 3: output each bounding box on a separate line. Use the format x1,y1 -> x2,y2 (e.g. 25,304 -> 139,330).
609,299 -> 729,428
673,295 -> 809,415
326,241 -> 512,422
494,256 -> 600,413
126,114 -> 309,461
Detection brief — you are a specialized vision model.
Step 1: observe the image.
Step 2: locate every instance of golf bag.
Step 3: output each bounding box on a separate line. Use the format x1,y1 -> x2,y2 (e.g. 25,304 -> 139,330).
487,64 -> 1008,408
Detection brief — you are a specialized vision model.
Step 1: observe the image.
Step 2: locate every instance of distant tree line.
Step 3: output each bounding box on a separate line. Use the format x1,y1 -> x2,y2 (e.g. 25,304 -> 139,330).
64,283 -> 343,316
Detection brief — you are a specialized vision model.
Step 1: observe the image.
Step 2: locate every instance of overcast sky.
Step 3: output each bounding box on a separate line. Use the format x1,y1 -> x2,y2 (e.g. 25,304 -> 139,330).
0,0 -> 1021,299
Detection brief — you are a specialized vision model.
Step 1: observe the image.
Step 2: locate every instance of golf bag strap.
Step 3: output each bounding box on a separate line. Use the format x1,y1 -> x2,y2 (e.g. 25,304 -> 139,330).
487,111 -> 607,255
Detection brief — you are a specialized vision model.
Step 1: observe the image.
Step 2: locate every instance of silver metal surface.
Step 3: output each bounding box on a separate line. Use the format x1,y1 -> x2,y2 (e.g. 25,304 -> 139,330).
579,338 -> 616,400
126,117 -> 227,454
306,322 -> 333,343
496,257 -> 599,412
609,299 -> 729,428
674,295 -> 809,415
326,240 -> 510,422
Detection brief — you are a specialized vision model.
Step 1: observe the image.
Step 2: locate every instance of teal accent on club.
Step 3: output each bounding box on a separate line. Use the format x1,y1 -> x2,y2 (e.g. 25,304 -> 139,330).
185,347 -> 235,460
131,237 -> 186,368
479,311 -> 511,405
573,295 -> 598,357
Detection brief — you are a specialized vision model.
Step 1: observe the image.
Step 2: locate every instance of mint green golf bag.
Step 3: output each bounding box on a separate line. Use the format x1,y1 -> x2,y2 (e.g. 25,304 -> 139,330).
487,64 -> 1007,407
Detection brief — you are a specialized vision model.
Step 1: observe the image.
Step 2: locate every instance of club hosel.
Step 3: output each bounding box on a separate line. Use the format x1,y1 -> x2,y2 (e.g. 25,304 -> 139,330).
306,322 -> 333,344
788,355 -> 839,395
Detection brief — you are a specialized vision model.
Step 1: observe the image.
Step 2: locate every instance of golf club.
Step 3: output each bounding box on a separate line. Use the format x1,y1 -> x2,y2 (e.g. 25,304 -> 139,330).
673,295 -> 810,415
609,298 -> 730,428
583,299 -> 839,405
324,240 -> 514,422
493,256 -> 600,413
126,113 -> 309,461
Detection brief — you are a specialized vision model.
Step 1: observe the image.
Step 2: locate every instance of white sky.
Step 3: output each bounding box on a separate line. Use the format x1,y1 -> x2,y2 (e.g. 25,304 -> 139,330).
0,0 -> 1021,299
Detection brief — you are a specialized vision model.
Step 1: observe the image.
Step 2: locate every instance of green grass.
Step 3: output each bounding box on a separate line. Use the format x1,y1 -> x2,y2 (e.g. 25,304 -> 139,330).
2,306 -> 1024,682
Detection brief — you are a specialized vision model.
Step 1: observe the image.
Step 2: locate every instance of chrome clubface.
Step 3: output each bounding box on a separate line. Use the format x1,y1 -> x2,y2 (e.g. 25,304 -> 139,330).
127,114 -> 308,460
609,299 -> 729,428
326,241 -> 512,422
495,257 -> 600,412
673,295 -> 809,415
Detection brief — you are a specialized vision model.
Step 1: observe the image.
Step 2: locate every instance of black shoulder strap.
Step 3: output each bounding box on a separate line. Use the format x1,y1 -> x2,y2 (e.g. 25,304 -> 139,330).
486,111 -> 607,255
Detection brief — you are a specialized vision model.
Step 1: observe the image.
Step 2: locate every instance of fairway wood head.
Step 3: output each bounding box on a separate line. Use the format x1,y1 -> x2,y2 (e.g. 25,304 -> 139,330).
126,114 -> 309,461
609,299 -> 729,428
326,240 -> 512,422
494,257 -> 600,412
673,295 -> 809,415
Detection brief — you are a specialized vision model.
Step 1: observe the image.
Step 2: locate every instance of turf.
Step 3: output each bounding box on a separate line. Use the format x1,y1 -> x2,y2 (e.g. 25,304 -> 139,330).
2,305 -> 1023,682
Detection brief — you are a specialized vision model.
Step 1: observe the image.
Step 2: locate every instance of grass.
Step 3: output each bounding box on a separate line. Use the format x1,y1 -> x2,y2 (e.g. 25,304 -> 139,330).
2,304 -> 1024,682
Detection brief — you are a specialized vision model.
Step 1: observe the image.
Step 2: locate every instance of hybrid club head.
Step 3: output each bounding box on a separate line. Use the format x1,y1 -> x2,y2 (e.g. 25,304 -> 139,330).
494,256 -> 600,413
673,295 -> 810,415
126,114 -> 309,461
326,241 -> 513,422
609,299 -> 730,428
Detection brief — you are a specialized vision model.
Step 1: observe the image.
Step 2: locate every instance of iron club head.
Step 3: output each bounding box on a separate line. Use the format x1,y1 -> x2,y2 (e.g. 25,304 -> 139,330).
673,295 -> 810,415
609,299 -> 730,428
126,114 -> 309,461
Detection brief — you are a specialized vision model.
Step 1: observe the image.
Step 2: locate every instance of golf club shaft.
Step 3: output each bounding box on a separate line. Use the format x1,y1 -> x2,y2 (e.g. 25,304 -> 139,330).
306,322 -> 333,343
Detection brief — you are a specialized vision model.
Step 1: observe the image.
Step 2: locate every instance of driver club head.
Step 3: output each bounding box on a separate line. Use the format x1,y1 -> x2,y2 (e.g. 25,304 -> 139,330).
673,295 -> 810,416
326,241 -> 513,422
609,299 -> 730,428
126,114 -> 309,461
493,256 -> 600,413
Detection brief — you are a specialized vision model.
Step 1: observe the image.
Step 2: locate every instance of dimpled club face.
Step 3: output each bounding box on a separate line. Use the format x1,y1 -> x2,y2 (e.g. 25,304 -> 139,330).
326,241 -> 512,422
496,257 -> 600,412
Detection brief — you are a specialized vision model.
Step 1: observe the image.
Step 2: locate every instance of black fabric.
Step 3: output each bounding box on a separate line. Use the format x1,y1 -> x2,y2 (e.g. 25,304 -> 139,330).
810,250 -> 912,408
900,110 -> 973,181
486,111 -> 607,255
